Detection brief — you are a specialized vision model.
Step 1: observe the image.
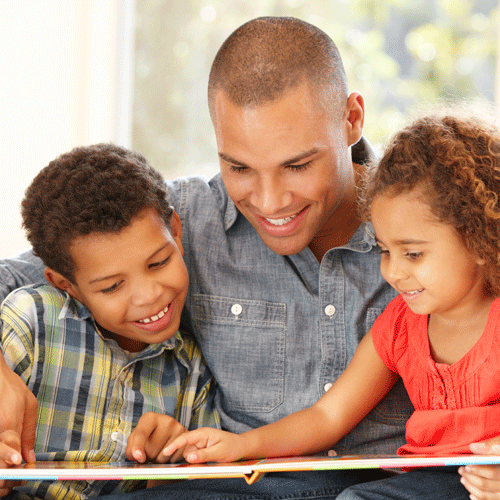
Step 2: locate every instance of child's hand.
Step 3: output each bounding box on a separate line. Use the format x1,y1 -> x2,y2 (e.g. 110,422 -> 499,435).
126,412 -> 187,464
161,428 -> 246,464
0,430 -> 25,497
458,438 -> 500,500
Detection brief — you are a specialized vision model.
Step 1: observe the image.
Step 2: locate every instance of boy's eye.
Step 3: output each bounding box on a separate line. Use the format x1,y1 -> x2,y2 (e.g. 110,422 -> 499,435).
101,281 -> 122,294
150,257 -> 169,269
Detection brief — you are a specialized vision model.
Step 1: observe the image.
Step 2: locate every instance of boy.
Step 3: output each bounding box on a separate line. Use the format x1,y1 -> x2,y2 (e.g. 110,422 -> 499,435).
0,143 -> 219,499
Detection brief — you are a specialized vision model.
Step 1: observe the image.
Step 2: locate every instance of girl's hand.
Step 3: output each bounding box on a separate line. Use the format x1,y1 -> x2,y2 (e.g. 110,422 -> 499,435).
161,428 -> 246,464
126,412 -> 187,464
458,438 -> 500,500
0,430 -> 25,497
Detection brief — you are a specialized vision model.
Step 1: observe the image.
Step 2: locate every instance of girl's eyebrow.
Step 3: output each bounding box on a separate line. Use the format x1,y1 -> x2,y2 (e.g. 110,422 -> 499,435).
376,237 -> 429,246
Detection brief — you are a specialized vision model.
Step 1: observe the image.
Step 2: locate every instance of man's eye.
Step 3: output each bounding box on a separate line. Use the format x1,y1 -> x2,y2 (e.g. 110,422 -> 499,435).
229,165 -> 248,173
287,161 -> 311,172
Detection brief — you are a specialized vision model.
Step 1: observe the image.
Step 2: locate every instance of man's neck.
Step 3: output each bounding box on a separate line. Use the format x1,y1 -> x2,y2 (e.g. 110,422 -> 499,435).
308,163 -> 363,262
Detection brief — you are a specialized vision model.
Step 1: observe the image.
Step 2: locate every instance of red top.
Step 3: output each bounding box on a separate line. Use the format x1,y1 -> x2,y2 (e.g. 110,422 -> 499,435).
372,295 -> 500,455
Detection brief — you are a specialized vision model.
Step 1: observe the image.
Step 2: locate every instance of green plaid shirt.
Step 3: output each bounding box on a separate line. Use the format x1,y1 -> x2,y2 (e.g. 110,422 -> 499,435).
1,284 -> 219,499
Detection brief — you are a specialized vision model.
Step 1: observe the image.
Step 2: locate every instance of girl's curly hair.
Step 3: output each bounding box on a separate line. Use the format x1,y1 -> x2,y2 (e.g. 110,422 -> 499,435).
21,143 -> 173,283
359,108 -> 500,296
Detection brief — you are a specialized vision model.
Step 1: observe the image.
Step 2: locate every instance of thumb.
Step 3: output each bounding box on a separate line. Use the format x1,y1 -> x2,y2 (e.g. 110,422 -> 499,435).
470,438 -> 500,455
20,398 -> 38,462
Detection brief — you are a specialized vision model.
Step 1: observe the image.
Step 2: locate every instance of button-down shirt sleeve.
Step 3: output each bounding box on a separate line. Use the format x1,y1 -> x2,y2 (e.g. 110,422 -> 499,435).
1,284 -> 219,500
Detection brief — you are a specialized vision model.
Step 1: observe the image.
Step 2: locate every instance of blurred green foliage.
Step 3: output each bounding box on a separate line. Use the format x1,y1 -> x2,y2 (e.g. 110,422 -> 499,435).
133,0 -> 498,175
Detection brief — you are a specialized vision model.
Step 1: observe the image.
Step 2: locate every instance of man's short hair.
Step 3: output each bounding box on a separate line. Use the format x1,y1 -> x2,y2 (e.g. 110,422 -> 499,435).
208,16 -> 348,117
21,143 -> 173,282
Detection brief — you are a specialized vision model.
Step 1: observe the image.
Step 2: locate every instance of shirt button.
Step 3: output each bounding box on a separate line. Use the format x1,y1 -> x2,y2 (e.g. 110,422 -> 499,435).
324,305 -> 336,317
231,303 -> 242,316
110,431 -> 120,442
324,383 -> 333,392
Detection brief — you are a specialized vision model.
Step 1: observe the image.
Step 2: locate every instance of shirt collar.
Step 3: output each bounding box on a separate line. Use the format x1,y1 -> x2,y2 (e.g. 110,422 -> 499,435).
58,293 -> 185,357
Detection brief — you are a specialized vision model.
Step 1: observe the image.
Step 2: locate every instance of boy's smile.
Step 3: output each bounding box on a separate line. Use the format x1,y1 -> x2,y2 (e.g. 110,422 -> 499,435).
48,207 -> 189,352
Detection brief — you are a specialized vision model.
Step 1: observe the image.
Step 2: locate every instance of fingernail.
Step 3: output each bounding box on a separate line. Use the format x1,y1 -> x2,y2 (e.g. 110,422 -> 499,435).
10,453 -> 21,464
133,450 -> 144,462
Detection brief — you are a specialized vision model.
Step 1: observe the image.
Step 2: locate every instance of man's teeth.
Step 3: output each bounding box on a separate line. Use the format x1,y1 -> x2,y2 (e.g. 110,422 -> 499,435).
138,305 -> 169,324
265,214 -> 298,226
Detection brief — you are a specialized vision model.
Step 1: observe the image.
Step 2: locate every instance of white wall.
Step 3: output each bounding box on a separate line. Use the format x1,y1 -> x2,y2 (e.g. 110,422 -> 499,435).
0,0 -> 135,256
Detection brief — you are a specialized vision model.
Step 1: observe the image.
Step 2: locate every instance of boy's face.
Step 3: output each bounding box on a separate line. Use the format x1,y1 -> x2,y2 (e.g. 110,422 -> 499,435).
47,207 -> 189,352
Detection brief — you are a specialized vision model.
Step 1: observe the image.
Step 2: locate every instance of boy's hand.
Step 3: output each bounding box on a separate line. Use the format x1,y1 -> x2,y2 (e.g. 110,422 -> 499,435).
161,428 -> 246,464
126,412 -> 187,464
0,357 -> 37,463
458,438 -> 500,500
0,430 -> 25,497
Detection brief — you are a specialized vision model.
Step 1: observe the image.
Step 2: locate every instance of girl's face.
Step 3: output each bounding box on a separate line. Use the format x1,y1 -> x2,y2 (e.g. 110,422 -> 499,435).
371,189 -> 488,321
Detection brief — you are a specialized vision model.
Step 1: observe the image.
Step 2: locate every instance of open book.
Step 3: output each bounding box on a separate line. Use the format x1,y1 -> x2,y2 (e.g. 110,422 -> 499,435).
1,454 -> 500,485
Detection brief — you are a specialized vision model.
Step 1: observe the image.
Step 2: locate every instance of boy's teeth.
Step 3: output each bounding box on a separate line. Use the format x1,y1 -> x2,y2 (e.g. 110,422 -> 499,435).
138,305 -> 169,324
265,214 -> 298,226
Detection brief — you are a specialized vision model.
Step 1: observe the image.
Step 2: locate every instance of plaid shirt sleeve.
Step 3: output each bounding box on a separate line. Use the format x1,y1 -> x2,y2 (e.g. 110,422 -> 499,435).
175,332 -> 220,430
0,288 -> 38,382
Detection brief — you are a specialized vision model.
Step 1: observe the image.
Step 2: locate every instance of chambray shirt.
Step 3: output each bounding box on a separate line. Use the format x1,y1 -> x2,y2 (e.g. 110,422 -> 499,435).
167,174 -> 412,455
0,176 -> 413,456
0,284 -> 219,500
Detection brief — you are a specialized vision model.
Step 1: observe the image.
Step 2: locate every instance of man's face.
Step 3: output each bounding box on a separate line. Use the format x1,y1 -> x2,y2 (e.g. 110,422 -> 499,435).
212,83 -> 361,256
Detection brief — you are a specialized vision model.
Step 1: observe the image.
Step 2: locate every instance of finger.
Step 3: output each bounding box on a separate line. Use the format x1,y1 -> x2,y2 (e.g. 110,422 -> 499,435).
161,435 -> 191,459
0,431 -> 22,466
20,393 -> 38,463
461,464 -> 500,482
144,423 -> 186,462
459,467 -> 500,499
470,440 -> 500,455
126,432 -> 148,463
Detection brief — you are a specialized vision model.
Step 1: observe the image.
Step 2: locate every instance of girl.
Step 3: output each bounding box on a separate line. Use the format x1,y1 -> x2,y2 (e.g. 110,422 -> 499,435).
156,108 -> 500,500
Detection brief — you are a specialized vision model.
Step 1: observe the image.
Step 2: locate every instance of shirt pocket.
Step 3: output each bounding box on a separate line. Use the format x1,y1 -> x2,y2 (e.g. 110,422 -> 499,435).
192,294 -> 286,413
363,306 -> 413,425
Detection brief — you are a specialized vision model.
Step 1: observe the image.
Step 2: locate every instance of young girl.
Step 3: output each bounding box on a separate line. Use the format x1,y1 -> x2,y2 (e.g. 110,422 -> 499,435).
155,109 -> 500,499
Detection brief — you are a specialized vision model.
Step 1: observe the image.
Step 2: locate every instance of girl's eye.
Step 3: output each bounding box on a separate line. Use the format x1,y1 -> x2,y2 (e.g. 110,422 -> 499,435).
406,252 -> 422,260
101,282 -> 122,294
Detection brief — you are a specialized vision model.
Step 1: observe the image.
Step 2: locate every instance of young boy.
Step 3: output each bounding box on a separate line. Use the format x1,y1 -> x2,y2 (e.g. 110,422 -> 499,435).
0,143 -> 219,499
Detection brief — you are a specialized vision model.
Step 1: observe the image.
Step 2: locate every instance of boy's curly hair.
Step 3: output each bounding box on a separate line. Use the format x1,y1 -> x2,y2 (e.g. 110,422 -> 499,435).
359,107 -> 500,296
21,143 -> 173,283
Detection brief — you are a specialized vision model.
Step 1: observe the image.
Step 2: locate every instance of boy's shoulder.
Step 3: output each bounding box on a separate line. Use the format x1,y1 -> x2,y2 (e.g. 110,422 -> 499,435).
2,283 -> 85,322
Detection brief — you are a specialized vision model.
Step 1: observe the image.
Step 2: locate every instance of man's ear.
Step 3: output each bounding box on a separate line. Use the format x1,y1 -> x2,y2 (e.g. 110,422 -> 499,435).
343,92 -> 365,147
170,210 -> 184,256
44,267 -> 81,301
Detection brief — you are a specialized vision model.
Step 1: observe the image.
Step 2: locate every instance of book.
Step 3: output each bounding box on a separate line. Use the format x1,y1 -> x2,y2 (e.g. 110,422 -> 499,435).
1,454 -> 500,485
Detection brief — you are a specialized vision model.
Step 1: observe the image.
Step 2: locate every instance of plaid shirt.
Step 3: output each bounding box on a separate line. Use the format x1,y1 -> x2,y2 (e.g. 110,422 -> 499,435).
1,284 -> 219,499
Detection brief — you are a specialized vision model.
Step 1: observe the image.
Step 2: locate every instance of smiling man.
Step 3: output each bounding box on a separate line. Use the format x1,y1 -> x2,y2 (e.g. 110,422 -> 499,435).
1,16 -> 499,500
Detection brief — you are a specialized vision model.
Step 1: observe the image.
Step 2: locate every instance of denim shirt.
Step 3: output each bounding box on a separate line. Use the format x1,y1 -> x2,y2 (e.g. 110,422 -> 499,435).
0,173 -> 413,455
169,174 -> 412,455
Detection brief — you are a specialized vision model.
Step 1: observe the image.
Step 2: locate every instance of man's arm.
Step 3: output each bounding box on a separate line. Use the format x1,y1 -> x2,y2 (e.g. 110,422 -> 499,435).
0,249 -> 46,302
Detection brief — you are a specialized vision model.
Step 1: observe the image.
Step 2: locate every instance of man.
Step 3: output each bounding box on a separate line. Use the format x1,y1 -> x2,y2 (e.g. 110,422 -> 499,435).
1,17 -> 498,500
